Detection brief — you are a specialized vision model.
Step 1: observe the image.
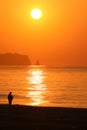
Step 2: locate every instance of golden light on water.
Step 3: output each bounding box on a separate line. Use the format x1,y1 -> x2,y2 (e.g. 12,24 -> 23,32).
29,84 -> 46,106
29,70 -> 43,84
26,68 -> 48,106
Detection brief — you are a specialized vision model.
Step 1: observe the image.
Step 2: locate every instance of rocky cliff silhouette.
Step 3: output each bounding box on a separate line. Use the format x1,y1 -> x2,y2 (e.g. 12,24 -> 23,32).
0,53 -> 31,65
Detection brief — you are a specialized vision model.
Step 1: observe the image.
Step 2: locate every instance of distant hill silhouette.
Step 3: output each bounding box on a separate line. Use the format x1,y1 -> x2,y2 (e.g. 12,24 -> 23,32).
0,53 -> 31,65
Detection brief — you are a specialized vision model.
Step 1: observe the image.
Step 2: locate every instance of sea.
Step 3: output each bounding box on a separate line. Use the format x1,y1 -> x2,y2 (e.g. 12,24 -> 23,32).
0,65 -> 87,108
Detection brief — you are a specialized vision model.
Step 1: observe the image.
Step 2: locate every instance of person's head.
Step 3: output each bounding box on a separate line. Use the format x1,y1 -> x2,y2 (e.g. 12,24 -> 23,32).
9,92 -> 12,94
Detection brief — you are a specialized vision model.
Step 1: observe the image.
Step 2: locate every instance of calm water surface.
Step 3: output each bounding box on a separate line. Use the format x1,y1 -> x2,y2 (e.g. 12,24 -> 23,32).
0,66 -> 87,108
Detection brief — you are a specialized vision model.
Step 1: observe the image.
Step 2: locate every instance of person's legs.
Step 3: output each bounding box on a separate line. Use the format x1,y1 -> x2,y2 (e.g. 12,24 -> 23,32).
9,100 -> 11,105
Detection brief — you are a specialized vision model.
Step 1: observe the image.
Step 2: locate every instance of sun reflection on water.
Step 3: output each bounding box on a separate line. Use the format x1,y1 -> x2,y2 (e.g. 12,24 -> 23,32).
29,70 -> 44,84
26,67 -> 48,106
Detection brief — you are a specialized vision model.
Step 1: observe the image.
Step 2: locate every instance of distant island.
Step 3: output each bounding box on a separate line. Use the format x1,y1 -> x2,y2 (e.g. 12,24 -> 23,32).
0,53 -> 31,65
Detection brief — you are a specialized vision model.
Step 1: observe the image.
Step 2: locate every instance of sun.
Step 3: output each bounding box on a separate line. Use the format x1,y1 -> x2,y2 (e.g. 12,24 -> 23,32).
31,8 -> 42,19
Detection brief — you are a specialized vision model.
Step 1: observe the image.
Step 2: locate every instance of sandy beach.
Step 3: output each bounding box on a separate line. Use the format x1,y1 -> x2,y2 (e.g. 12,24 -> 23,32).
0,104 -> 87,130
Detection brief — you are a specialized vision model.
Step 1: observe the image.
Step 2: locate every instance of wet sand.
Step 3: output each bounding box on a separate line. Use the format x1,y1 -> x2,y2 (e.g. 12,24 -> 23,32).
0,104 -> 87,130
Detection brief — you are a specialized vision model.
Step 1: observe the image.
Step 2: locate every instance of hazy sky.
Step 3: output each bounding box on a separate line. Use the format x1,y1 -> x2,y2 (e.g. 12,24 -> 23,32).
0,0 -> 87,67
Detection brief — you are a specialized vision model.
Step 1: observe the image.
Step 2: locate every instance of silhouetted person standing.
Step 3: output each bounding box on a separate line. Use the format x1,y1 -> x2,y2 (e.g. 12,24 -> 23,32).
8,92 -> 13,105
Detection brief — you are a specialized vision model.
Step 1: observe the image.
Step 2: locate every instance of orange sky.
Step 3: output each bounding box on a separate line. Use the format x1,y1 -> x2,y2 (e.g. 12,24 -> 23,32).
0,0 -> 87,67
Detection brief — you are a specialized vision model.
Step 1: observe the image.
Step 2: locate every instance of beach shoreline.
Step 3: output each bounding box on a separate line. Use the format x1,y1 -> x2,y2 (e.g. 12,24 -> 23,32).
0,104 -> 87,129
